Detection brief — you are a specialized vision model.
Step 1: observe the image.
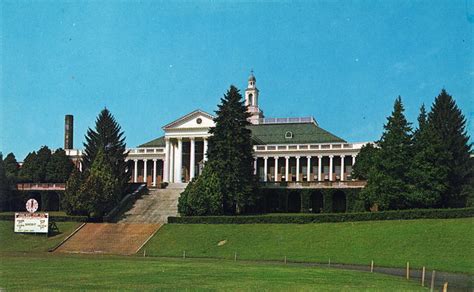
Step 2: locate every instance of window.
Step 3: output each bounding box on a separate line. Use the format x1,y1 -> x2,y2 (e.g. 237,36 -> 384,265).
196,118 -> 202,124
285,131 -> 293,139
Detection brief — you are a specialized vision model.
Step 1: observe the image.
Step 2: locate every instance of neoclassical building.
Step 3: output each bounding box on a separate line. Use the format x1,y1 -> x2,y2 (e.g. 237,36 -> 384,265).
66,73 -> 368,188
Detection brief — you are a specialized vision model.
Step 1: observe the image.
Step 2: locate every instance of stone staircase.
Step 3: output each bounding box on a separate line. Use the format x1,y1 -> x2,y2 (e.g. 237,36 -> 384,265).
117,186 -> 185,223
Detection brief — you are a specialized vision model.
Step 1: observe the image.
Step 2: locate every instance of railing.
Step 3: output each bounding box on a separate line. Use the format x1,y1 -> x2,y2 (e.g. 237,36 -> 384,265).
127,147 -> 165,155
260,180 -> 367,189
254,142 -> 368,152
16,183 -> 66,191
259,117 -> 318,125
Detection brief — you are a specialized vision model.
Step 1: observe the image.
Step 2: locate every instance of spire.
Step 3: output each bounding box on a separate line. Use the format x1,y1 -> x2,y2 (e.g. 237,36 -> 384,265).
245,71 -> 263,124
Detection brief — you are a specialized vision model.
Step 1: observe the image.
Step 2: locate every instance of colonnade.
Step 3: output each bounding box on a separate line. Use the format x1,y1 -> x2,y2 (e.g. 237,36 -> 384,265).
255,154 -> 356,182
164,137 -> 208,183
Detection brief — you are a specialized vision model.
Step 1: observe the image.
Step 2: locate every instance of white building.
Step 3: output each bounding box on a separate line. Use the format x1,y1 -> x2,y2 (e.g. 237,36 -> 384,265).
67,73 -> 369,189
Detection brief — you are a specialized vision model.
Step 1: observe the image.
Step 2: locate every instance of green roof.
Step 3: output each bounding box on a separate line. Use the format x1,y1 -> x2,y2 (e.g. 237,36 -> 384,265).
138,123 -> 345,148
139,136 -> 165,147
248,123 -> 346,145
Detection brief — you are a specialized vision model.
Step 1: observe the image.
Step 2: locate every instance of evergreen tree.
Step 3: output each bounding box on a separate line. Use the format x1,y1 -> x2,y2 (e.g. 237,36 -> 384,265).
352,143 -> 379,180
81,148 -> 120,218
428,89 -> 472,207
206,85 -> 257,214
406,104 -> 447,208
62,168 -> 88,216
178,162 -> 223,216
361,97 -> 413,210
83,108 -> 129,193
46,149 -> 74,182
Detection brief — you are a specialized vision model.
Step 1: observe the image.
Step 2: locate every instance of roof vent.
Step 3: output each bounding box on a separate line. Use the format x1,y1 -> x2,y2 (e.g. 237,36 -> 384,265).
285,131 -> 293,139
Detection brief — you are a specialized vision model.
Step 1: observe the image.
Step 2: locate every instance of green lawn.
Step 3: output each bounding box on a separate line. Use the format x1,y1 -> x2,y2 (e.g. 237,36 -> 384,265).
0,254 -> 425,291
142,218 -> 474,274
0,221 -> 80,253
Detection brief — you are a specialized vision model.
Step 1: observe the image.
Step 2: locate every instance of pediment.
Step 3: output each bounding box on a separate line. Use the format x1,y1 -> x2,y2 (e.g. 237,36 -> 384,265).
162,109 -> 215,130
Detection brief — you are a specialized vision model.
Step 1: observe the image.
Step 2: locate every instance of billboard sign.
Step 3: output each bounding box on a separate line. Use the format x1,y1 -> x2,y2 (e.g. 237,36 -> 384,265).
14,212 -> 49,233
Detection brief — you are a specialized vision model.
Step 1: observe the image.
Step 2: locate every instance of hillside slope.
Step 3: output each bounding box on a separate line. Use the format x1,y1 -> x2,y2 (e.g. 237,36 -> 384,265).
141,218 -> 474,273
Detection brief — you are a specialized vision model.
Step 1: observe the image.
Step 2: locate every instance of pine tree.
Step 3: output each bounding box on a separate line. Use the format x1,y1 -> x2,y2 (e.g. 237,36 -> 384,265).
83,108 -> 129,193
206,85 -> 257,214
352,143 -> 379,180
406,104 -> 447,208
46,149 -> 74,182
361,97 -> 413,210
81,148 -> 120,218
19,146 -> 52,182
428,89 -> 472,207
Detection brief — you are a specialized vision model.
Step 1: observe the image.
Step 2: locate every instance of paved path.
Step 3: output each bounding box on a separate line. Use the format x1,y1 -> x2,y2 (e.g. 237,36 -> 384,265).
55,223 -> 161,255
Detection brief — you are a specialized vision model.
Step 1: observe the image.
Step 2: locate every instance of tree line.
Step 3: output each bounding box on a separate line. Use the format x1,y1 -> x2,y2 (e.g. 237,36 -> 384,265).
354,90 -> 472,210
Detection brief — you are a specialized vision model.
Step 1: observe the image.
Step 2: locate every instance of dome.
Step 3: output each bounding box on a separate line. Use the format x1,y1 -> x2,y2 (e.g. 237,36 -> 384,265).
248,73 -> 256,82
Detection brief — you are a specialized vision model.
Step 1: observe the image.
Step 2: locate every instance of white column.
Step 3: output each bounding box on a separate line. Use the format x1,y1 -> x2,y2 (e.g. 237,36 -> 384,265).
296,156 -> 300,182
307,156 -> 311,182
143,159 -> 148,183
340,155 -> 345,181
176,138 -> 183,183
274,157 -> 279,182
133,159 -> 138,183
152,159 -> 157,187
285,156 -> 290,182
329,155 -> 334,181
203,138 -> 208,162
163,138 -> 170,183
169,141 -> 175,183
318,156 -> 322,182
352,154 -> 356,165
254,158 -> 257,175
263,157 -> 268,182
79,161 -> 83,172
190,138 -> 195,180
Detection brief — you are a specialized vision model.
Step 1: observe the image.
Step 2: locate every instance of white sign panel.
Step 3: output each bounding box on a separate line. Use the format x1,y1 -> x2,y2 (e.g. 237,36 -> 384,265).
14,212 -> 49,233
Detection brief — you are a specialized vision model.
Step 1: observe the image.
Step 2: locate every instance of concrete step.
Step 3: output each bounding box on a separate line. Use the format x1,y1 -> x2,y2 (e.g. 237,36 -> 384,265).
55,223 -> 161,255
117,188 -> 183,223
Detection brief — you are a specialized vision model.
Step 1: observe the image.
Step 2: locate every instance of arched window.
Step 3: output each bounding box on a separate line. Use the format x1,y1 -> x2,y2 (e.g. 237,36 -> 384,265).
249,93 -> 253,105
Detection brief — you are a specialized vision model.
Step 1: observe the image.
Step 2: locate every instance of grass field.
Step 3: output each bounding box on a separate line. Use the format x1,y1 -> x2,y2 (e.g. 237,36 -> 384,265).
142,218 -> 474,274
0,254 -> 425,291
0,221 -> 80,253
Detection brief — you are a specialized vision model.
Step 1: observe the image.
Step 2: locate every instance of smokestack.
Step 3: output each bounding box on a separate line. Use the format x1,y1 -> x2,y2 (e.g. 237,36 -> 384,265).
64,115 -> 74,150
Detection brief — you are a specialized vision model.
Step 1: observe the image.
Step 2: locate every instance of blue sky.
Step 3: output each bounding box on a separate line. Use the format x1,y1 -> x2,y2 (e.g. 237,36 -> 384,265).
1,0 -> 473,160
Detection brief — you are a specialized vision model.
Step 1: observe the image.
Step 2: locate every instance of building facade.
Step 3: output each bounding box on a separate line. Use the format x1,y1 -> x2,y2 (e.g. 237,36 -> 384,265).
66,73 -> 369,188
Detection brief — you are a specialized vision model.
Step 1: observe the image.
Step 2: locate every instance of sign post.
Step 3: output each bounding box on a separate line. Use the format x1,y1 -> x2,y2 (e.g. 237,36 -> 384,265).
14,198 -> 49,234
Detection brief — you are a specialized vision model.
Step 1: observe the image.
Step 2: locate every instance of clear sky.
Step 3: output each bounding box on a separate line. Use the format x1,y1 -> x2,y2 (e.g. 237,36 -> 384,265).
1,0 -> 472,160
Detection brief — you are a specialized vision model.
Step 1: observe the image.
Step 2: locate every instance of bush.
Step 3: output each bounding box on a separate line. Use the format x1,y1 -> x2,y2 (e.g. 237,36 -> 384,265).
168,207 -> 474,224
178,165 -> 223,216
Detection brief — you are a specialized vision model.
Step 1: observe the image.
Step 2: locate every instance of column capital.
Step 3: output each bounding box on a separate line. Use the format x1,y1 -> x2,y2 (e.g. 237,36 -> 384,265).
318,155 -> 323,159
263,156 -> 268,160
134,159 -> 138,162
177,137 -> 183,141
274,156 -> 279,159
329,155 -> 334,158
295,156 -> 300,159
306,156 -> 311,159
189,137 -> 195,141
352,154 -> 357,158
285,156 -> 290,159
143,159 -> 148,162
153,158 -> 157,162
340,155 -> 346,158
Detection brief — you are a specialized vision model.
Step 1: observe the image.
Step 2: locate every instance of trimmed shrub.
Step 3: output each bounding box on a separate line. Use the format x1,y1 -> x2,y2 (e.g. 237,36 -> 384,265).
169,207 -> 474,224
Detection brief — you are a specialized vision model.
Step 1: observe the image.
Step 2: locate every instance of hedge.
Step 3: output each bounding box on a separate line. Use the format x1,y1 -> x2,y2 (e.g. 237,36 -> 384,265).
168,207 -> 474,224
0,213 -> 88,222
